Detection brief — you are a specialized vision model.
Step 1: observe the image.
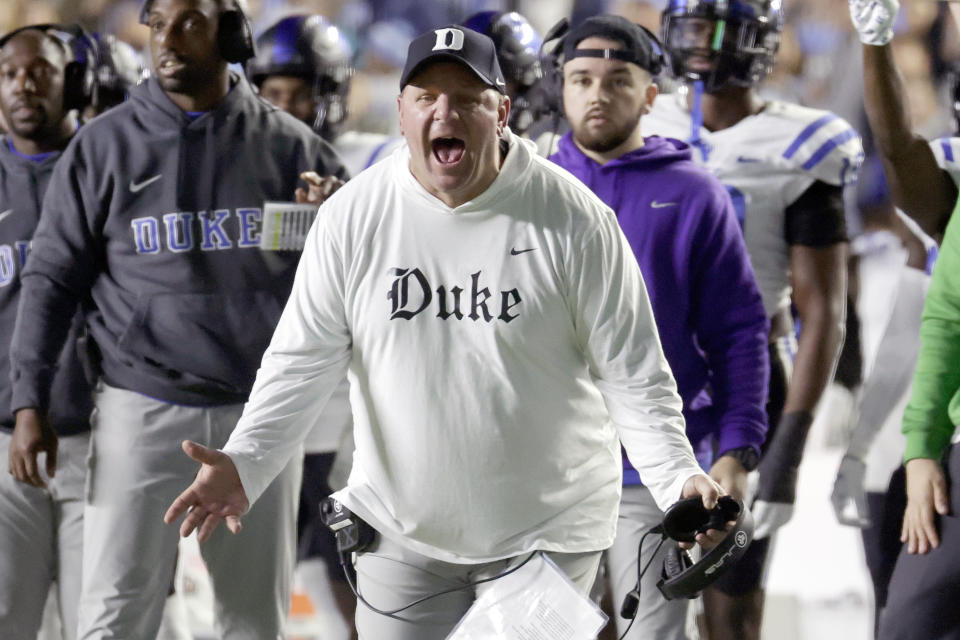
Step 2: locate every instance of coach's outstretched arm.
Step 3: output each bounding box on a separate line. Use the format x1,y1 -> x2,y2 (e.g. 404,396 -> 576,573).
165,193 -> 352,541
851,0 -> 957,236
163,441 -> 248,541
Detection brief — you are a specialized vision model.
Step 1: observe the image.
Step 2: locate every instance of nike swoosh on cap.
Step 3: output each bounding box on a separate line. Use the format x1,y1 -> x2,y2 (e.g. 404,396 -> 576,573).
651,201 -> 677,208
129,174 -> 162,193
0,209 -> 12,224
510,247 -> 537,255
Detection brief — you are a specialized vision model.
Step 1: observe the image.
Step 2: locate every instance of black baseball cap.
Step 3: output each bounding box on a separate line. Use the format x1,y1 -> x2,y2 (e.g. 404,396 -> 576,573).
563,15 -> 664,76
400,25 -> 506,94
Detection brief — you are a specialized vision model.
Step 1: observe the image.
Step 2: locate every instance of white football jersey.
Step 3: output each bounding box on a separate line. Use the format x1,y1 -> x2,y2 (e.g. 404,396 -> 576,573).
334,130 -> 406,178
644,92 -> 864,316
930,136 -> 960,187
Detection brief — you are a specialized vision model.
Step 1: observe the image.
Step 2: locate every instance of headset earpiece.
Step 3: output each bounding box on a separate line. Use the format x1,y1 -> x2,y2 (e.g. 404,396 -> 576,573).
62,59 -> 91,111
217,8 -> 255,64
661,544 -> 694,582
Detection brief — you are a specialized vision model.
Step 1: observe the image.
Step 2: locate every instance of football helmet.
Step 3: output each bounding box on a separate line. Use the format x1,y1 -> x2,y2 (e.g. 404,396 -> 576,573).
661,0 -> 783,91
463,11 -> 543,134
247,14 -> 353,140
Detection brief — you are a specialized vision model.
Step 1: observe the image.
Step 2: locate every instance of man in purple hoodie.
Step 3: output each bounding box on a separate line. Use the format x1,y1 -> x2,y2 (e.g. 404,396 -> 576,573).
549,16 -> 769,640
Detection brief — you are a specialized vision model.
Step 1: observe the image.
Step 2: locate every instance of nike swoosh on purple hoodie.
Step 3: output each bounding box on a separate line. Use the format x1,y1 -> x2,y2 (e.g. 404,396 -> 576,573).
551,133 -> 769,482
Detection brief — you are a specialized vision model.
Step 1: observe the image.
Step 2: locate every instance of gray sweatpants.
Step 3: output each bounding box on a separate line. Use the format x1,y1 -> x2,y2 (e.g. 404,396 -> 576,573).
605,484 -> 697,640
77,384 -> 302,640
354,533 -> 602,640
0,430 -> 88,640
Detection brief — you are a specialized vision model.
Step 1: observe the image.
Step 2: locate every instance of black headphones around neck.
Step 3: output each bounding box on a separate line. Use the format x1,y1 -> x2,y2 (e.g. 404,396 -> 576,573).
138,1 -> 255,64
0,23 -> 95,112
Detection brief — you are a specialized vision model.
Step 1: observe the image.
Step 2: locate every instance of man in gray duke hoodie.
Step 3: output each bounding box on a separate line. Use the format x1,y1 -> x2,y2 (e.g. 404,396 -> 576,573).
9,0 -> 346,637
0,25 -> 94,639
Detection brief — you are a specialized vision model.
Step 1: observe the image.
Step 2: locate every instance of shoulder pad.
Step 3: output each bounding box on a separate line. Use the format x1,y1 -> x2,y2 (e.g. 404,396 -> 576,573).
772,103 -> 864,186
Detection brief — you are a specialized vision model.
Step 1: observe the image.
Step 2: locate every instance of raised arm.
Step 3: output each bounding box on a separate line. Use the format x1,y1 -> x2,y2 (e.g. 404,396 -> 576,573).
164,198 -> 353,539
851,0 -> 957,236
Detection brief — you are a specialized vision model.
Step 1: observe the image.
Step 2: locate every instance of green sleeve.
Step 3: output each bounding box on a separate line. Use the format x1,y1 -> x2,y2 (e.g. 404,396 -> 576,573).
903,198 -> 960,461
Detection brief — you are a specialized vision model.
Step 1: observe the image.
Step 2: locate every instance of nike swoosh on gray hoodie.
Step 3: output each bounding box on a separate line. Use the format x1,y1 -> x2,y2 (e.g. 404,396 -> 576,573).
11,75 -> 347,409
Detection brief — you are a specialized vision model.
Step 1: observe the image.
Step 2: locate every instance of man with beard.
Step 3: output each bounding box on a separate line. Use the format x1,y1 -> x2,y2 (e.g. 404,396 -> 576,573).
9,0 -> 346,637
162,25 -> 729,640
549,15 -> 769,639
0,25 -> 94,639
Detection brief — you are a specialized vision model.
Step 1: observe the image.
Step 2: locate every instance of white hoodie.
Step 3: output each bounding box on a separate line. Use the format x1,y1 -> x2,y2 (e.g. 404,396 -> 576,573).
223,132 -> 702,563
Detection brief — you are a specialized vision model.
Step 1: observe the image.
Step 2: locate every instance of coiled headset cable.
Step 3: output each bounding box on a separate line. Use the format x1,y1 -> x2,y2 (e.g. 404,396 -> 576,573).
338,547 -> 540,621
617,524 -> 667,640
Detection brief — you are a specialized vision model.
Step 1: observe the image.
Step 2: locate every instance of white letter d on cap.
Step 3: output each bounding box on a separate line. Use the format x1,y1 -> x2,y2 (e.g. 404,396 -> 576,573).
432,28 -> 465,51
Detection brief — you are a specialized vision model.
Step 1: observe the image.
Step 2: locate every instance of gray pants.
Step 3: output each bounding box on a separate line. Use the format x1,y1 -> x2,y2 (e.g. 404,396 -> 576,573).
0,430 -> 88,640
354,533 -> 602,640
878,445 -> 960,640
77,384 -> 302,640
606,484 -> 697,640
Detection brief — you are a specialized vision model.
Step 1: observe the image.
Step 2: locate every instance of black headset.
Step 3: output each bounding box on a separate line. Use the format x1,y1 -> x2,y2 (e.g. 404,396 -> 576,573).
619,494 -> 754,636
0,23 -> 96,112
138,0 -> 255,64
656,495 -> 754,600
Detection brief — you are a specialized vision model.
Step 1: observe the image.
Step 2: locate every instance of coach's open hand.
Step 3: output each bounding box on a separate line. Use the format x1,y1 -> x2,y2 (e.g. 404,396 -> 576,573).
163,441 -> 249,543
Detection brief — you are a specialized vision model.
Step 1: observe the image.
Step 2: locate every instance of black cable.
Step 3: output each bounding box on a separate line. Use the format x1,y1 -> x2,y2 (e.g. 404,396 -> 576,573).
339,549 -> 541,621
617,527 -> 667,640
